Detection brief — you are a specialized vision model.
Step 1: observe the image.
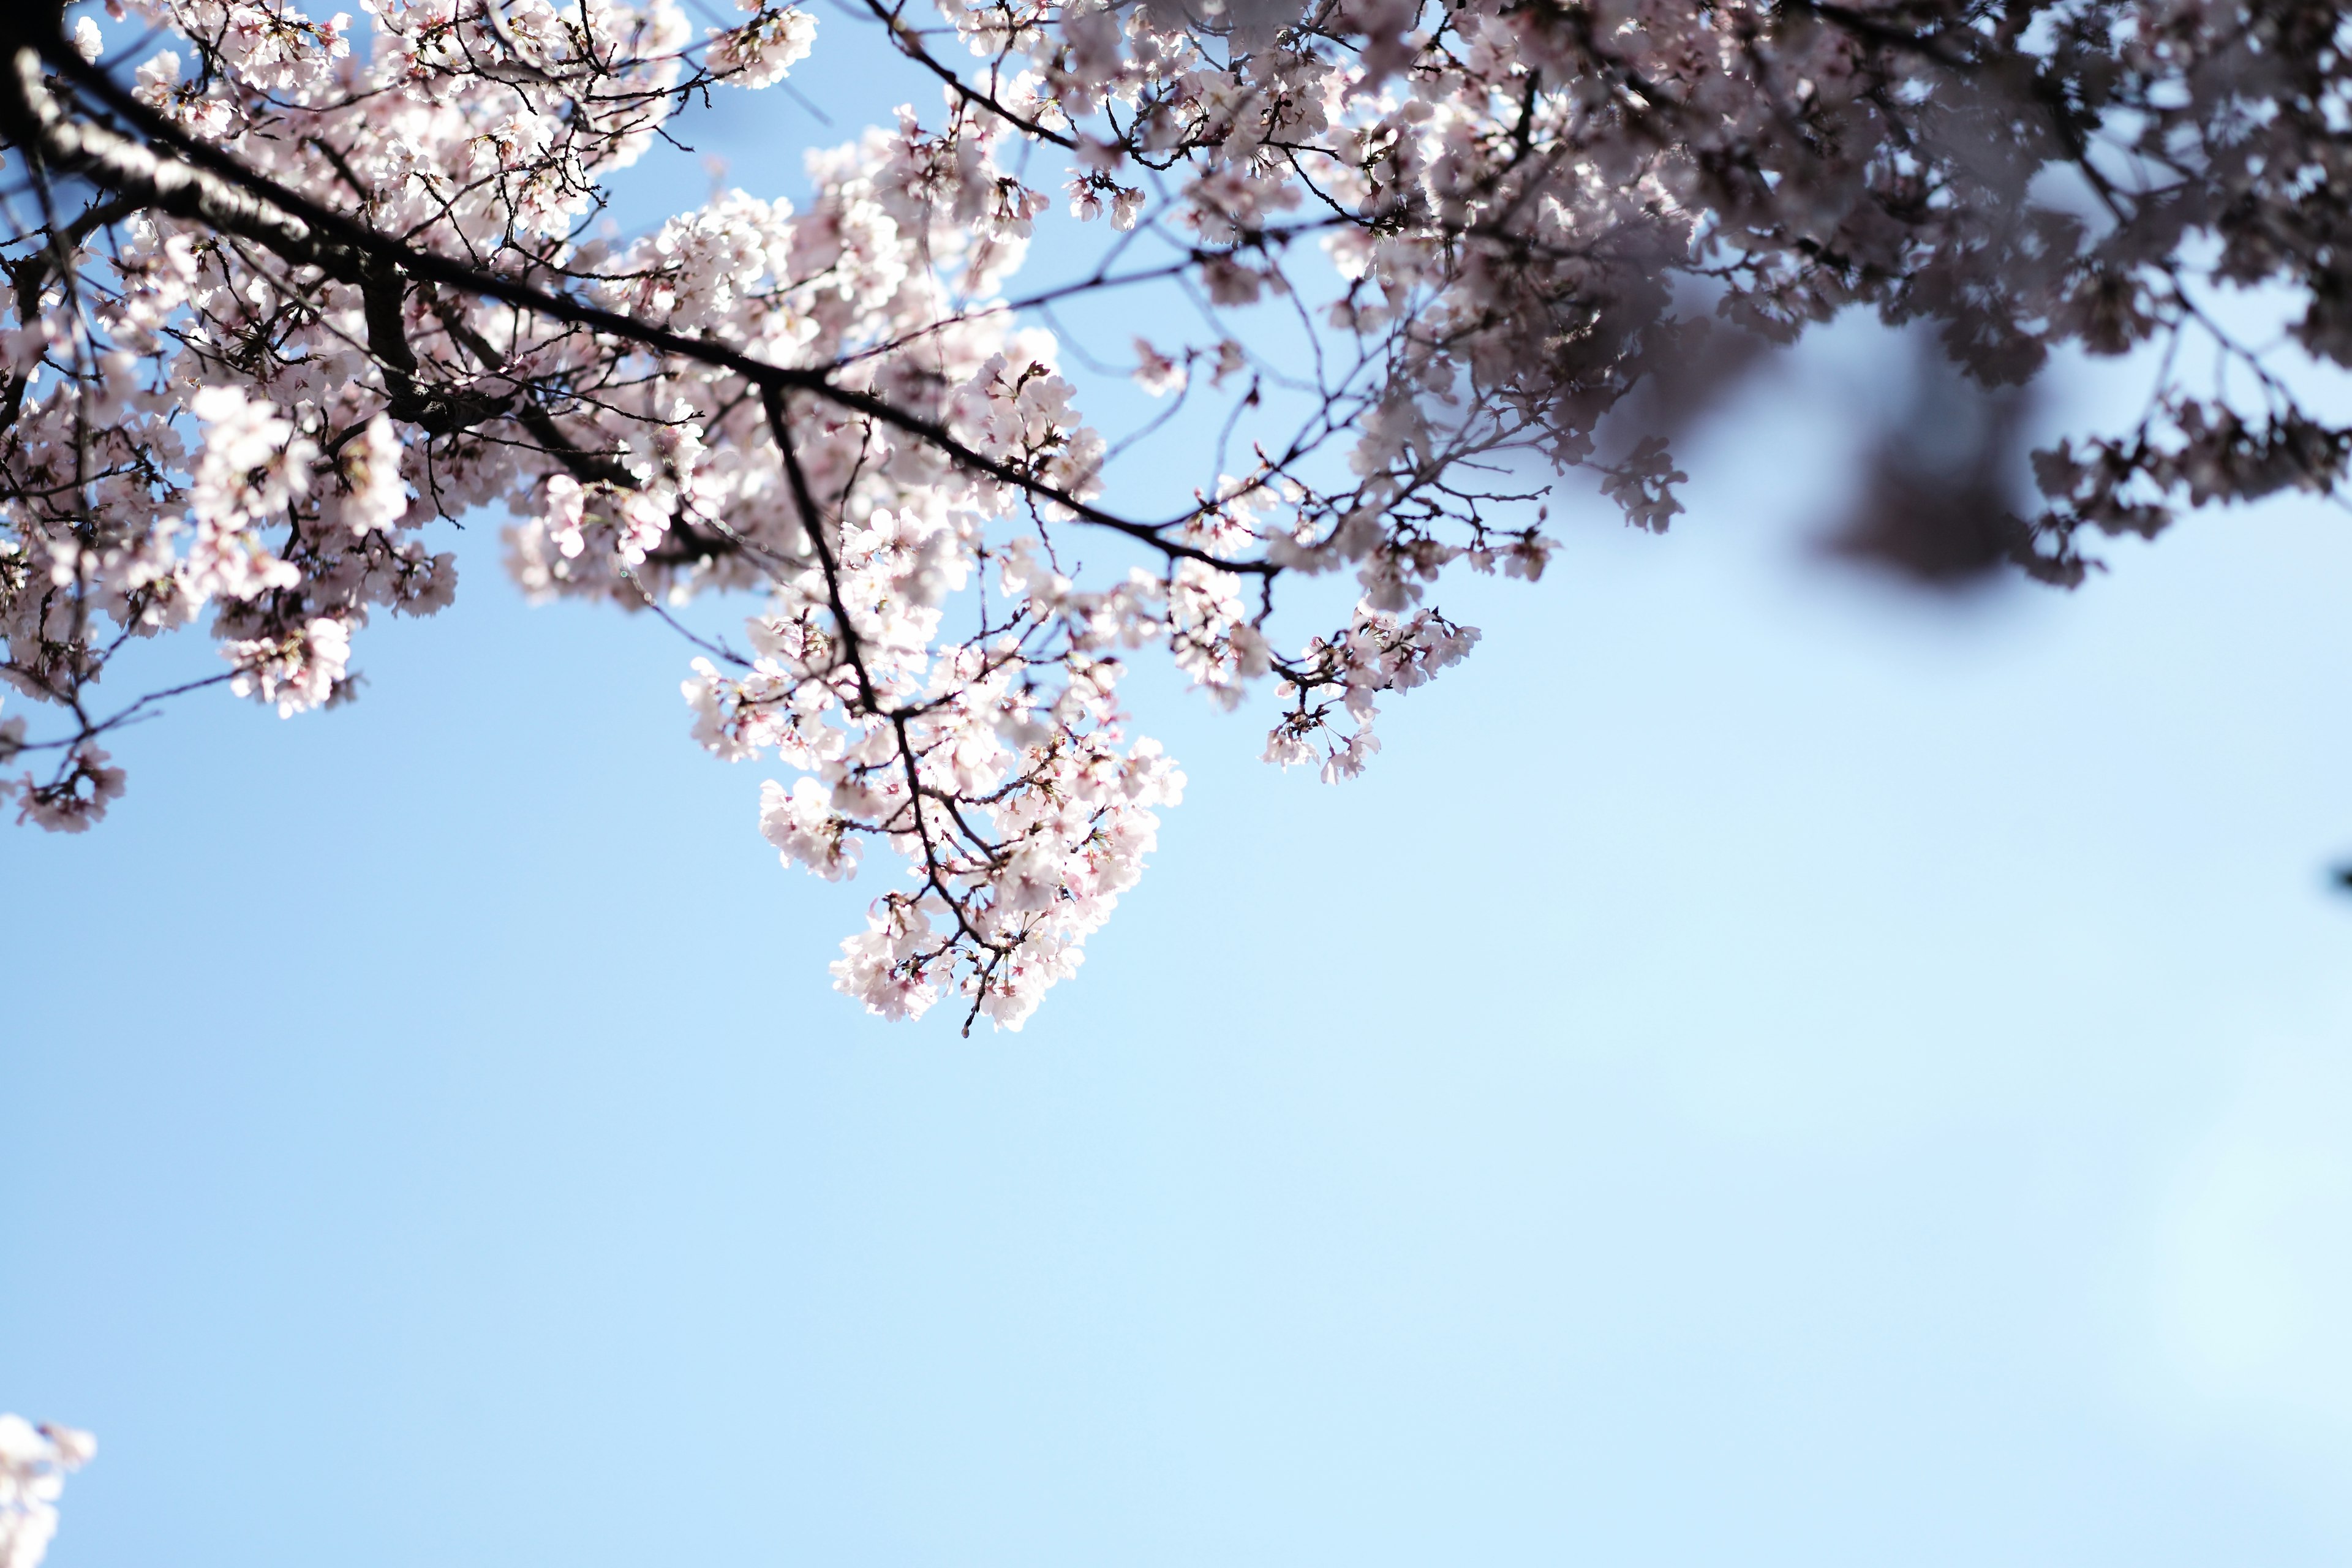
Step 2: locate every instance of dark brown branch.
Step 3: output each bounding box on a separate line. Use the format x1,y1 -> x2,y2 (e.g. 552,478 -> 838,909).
0,24 -> 1266,574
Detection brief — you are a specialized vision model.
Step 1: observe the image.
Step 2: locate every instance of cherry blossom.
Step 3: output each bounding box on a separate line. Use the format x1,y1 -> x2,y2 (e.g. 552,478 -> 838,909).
0,1416 -> 92,1568
4,0 -> 2350,1027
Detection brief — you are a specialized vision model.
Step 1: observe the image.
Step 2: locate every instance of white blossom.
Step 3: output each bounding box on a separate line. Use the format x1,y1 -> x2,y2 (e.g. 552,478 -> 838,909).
4,0 -> 2348,1027
0,1417 -> 93,1568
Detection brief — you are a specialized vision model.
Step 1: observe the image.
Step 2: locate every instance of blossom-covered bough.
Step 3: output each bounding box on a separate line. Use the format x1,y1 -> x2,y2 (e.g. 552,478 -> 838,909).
2,0 -> 2348,1027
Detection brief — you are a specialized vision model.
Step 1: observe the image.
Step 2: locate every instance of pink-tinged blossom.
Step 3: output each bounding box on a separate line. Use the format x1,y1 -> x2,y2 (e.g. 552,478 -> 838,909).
1132,338 -> 1185,397
10,744 -> 128,832
760,775 -> 862,880
0,1417 -> 93,1568
223,616 -> 353,716
707,6 -> 816,88
326,415 -> 408,537
8,0 -> 2350,1027
184,386 -> 315,601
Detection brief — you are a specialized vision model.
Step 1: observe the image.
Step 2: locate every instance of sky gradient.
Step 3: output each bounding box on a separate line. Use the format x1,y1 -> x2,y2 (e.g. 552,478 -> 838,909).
9,17 -> 2352,1565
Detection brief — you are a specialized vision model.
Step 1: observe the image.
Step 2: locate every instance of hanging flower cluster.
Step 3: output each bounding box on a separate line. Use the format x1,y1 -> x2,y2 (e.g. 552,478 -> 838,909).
4,0 -> 2349,1024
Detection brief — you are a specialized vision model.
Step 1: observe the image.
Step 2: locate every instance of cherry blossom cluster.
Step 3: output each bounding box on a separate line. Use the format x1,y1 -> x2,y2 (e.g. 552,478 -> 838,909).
930,0 -> 2352,571
0,1416 -> 92,1568
681,514 -> 1199,1028
5,0 -> 2351,1023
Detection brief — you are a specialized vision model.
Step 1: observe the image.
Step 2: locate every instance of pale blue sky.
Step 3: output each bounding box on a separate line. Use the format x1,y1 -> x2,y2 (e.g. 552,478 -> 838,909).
9,13 -> 2352,1566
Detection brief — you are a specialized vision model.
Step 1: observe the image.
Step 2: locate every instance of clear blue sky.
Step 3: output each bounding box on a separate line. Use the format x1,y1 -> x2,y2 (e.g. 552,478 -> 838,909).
8,13 -> 2352,1566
